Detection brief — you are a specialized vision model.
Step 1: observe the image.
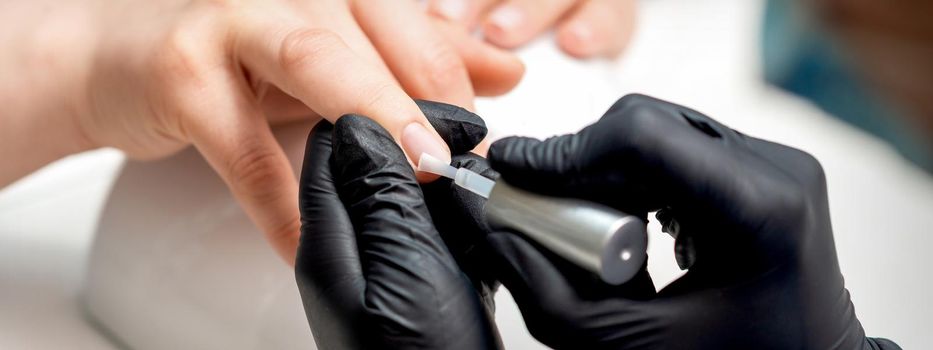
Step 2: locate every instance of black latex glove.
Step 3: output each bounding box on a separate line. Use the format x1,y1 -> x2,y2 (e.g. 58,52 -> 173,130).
484,94 -> 901,349
295,101 -> 501,350
422,151 -> 501,310
415,102 -> 501,311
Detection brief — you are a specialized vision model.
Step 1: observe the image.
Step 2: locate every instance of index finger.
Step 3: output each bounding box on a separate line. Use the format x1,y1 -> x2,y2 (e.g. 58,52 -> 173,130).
233,13 -> 452,175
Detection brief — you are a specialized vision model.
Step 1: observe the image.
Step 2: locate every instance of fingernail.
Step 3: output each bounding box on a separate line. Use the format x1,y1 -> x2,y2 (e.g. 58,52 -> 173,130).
435,0 -> 466,21
561,22 -> 594,55
568,22 -> 593,45
489,5 -> 524,32
402,122 -> 451,167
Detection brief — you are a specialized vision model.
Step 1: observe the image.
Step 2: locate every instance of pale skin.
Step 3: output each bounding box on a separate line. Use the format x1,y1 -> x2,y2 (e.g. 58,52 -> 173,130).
428,0 -> 638,58
0,0 -> 637,264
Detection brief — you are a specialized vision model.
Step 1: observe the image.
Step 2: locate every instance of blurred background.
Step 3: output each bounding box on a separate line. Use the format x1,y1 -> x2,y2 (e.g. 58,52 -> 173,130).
1,0 -> 930,348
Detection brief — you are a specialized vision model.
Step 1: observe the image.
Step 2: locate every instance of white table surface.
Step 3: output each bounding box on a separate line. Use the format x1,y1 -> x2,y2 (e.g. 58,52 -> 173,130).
2,0 -> 931,348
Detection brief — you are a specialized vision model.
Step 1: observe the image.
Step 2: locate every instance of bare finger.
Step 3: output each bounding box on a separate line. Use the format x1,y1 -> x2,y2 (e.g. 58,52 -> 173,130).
431,17 -> 525,97
180,66 -> 301,264
482,0 -> 579,49
234,13 -> 451,179
428,0 -> 501,28
556,0 -> 637,58
352,0 -> 476,109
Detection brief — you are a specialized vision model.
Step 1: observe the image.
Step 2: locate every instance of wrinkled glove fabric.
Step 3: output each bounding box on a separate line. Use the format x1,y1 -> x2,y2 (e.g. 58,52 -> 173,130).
295,101 -> 501,350
484,94 -> 901,350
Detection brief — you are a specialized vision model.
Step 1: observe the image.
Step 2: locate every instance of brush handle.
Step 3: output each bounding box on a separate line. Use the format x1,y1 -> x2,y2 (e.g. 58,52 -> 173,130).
484,181 -> 648,285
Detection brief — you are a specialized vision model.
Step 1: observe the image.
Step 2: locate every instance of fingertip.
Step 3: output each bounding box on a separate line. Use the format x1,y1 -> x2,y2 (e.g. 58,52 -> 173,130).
355,0 -> 477,111
432,17 -> 525,96
486,136 -> 531,179
270,218 -> 301,266
486,137 -> 507,166
486,134 -> 587,198
472,49 -> 525,96
429,0 -> 501,29
556,0 -> 638,59
428,0 -> 468,23
486,136 -> 530,167
402,122 -> 452,180
483,0 -> 583,50
556,21 -> 598,59
482,5 -> 526,48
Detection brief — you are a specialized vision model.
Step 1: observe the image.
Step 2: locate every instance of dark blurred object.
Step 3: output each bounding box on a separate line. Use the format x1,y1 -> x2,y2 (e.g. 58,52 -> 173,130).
762,0 -> 933,170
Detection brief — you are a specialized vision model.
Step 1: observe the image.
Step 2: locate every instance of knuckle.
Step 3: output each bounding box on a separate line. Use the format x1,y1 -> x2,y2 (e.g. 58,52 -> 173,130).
797,149 -> 827,186
226,143 -> 285,203
606,97 -> 667,147
755,149 -> 825,220
152,26 -> 210,86
607,93 -> 655,116
606,94 -> 662,133
742,171 -> 810,246
733,147 -> 829,259
624,102 -> 663,133
781,151 -> 826,221
278,28 -> 343,72
598,94 -> 687,162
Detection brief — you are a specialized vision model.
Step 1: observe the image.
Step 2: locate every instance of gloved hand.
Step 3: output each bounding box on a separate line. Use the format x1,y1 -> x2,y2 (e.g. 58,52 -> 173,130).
418,102 -> 500,310
295,100 -> 501,349
484,94 -> 901,349
422,151 -> 501,310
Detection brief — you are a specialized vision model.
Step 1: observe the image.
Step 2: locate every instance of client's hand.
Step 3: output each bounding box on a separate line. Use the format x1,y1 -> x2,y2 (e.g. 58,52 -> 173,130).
3,0 -> 526,263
